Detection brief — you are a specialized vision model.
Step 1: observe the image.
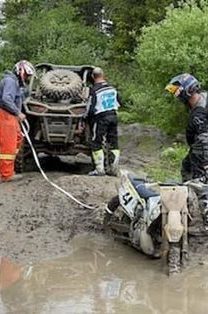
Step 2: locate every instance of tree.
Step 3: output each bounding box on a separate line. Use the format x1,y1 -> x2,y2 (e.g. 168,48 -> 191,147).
0,2 -> 108,70
71,0 -> 104,28
103,0 -> 173,61
133,0 -> 208,133
1,0 -> 66,20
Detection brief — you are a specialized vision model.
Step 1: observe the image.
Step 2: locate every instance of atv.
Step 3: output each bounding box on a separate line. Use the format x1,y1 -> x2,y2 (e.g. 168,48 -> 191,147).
15,63 -> 94,172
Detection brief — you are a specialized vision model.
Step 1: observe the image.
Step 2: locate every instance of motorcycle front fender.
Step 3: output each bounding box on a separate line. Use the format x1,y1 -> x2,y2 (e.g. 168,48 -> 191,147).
164,211 -> 184,243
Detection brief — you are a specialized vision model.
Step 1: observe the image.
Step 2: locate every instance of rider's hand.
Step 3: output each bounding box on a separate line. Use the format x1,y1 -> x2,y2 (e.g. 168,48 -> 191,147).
17,112 -> 26,122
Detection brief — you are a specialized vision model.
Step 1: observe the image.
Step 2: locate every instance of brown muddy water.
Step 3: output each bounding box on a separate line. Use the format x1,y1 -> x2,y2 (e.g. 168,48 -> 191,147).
1,233 -> 208,314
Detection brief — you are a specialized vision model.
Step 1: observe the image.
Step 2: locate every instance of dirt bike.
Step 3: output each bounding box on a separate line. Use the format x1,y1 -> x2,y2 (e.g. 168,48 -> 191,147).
104,170 -> 189,275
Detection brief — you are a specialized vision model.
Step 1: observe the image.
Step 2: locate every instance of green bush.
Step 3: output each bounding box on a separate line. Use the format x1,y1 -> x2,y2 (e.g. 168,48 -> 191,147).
133,0 -> 208,134
146,143 -> 188,181
160,143 -> 188,167
118,111 -> 138,124
0,3 -> 108,71
107,63 -> 140,105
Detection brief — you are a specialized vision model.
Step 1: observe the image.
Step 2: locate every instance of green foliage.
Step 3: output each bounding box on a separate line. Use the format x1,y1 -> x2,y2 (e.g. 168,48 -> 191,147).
2,0 -> 66,19
103,0 -> 173,61
107,63 -> 139,105
72,0 -> 103,27
118,111 -> 138,124
0,2 -> 108,71
133,1 -> 208,133
2,0 -> 208,137
160,143 -> 188,164
2,0 -> 42,19
146,143 -> 188,181
138,0 -> 208,86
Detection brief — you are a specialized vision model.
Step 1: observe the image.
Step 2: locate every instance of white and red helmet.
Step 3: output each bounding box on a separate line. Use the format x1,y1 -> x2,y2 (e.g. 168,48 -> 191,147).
14,60 -> 36,84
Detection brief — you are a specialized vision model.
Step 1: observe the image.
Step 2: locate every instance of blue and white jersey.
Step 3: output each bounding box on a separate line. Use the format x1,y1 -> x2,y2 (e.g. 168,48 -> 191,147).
87,82 -> 121,118
95,85 -> 119,114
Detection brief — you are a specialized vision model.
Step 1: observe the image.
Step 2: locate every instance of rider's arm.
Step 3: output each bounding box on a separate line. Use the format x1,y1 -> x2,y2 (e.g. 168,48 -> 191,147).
83,87 -> 96,120
117,92 -> 123,107
186,107 -> 208,145
1,77 -> 21,116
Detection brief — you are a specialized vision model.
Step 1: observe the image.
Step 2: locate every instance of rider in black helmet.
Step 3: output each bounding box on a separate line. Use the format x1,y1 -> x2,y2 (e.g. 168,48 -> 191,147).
166,73 -> 208,227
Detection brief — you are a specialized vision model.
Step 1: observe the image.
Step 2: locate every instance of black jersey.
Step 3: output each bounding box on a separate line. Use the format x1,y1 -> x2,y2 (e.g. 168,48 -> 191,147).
186,106 -> 208,145
186,92 -> 208,145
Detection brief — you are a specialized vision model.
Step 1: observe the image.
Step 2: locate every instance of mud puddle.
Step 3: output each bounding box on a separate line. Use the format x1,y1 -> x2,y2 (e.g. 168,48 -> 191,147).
0,233 -> 208,314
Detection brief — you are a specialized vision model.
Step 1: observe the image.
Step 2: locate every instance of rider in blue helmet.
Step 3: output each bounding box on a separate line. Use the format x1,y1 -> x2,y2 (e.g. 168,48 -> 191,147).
166,73 -> 201,105
166,73 -> 208,228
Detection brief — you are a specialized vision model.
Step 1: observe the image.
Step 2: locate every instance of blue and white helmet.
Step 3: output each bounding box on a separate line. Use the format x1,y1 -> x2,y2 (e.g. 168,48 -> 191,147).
165,73 -> 200,103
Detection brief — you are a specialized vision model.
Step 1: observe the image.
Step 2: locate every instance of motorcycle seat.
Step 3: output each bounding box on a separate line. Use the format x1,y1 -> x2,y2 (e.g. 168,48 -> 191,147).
129,176 -> 159,199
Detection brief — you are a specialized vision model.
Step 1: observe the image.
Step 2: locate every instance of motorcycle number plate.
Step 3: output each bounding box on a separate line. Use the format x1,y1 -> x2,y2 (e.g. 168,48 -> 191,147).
119,185 -> 138,219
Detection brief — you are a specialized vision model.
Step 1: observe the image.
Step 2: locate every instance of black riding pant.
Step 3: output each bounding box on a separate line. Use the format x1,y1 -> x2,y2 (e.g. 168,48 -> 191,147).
181,134 -> 208,212
181,150 -> 208,182
181,134 -> 208,182
90,112 -> 118,151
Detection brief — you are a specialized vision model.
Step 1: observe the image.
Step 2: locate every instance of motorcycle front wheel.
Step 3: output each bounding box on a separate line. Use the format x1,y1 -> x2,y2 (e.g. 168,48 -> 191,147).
168,242 -> 181,275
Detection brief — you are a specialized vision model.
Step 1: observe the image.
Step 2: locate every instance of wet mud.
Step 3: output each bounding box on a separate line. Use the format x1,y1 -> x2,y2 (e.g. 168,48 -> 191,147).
1,234 -> 208,314
0,123 -> 208,267
0,169 -> 118,263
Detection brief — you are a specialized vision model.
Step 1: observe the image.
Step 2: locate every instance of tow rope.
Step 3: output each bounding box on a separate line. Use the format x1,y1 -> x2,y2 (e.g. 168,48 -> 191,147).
21,120 -> 95,210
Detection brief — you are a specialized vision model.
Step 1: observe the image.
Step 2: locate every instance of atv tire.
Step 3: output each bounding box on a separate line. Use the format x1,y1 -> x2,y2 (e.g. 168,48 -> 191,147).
15,142 -> 37,173
40,69 -> 83,100
15,145 -> 24,173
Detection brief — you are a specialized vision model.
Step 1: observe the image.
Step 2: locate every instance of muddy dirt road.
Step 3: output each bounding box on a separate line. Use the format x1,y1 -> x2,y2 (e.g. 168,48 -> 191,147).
0,168 -> 119,263
1,124 -> 208,314
0,123 -> 164,263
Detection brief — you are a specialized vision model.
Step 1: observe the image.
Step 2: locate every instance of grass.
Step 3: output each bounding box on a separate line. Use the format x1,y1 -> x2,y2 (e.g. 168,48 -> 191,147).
144,144 -> 188,183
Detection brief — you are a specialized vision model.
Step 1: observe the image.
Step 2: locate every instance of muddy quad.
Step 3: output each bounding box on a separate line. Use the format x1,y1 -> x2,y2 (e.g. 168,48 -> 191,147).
104,170 -> 190,275
15,63 -> 94,172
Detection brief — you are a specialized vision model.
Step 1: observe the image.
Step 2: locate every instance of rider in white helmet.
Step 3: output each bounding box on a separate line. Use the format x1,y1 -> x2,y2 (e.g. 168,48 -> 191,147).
13,60 -> 36,86
0,60 -> 35,182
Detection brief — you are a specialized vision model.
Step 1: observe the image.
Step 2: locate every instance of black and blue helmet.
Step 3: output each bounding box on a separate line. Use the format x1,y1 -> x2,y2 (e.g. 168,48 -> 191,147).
165,73 -> 200,104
